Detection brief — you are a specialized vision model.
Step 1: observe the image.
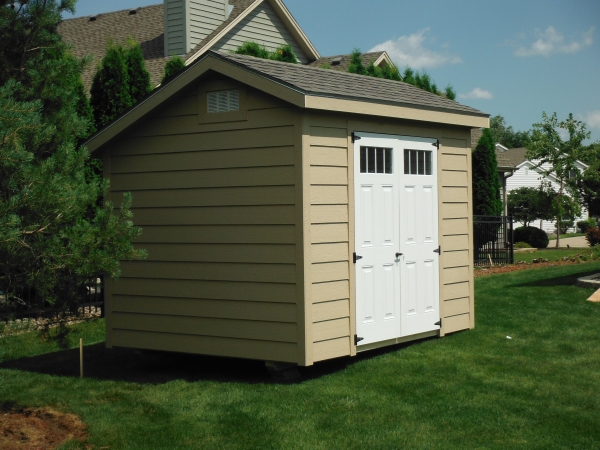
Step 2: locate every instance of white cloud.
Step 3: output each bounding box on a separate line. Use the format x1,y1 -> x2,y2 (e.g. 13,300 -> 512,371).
515,26 -> 594,57
580,110 -> 600,129
368,29 -> 462,69
458,88 -> 494,100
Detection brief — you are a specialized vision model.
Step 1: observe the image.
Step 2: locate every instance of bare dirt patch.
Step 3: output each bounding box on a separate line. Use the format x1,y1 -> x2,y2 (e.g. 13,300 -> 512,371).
0,403 -> 88,449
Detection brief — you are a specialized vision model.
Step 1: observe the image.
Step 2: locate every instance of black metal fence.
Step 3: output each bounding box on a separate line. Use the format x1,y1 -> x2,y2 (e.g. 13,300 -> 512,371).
474,215 -> 514,266
0,276 -> 104,323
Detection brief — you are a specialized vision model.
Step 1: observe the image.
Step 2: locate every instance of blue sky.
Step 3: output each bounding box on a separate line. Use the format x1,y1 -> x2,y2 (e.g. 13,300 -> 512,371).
67,0 -> 600,143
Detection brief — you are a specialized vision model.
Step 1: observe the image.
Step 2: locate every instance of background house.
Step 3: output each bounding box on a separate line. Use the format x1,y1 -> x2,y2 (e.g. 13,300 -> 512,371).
496,144 -> 589,233
58,0 -> 392,93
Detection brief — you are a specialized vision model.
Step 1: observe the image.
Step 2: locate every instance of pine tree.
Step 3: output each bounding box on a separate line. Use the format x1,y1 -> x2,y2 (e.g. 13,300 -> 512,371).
270,44 -> 298,63
1,0 -> 145,307
347,49 -> 367,75
234,41 -> 270,59
90,41 -> 132,129
472,129 -> 503,216
126,38 -> 151,103
161,55 -> 186,83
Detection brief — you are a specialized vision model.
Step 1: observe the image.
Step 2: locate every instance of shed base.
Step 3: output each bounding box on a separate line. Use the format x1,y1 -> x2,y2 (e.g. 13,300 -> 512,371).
265,361 -> 301,382
356,330 -> 439,353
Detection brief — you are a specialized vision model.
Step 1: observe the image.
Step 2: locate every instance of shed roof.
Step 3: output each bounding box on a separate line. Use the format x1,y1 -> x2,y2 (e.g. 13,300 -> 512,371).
86,51 -> 489,153
222,53 -> 487,117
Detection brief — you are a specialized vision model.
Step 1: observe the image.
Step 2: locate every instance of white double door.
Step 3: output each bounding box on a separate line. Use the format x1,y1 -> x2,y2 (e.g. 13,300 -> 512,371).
354,134 -> 440,346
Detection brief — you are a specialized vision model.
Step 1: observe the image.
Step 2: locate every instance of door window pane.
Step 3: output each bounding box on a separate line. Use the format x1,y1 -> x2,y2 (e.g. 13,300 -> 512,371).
404,149 -> 433,175
360,147 -> 393,174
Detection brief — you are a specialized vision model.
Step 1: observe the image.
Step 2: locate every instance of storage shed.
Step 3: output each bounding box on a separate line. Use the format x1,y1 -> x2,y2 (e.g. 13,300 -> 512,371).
87,51 -> 489,367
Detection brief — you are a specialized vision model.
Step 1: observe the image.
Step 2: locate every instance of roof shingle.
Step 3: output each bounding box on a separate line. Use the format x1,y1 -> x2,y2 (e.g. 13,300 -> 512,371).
217,52 -> 488,117
307,52 -> 388,72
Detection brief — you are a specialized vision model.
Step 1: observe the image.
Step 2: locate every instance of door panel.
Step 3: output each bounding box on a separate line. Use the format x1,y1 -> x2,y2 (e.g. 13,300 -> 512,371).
354,135 -> 440,346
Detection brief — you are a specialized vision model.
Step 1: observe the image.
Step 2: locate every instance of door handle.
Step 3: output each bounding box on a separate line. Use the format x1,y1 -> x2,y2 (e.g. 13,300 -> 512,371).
395,252 -> 403,258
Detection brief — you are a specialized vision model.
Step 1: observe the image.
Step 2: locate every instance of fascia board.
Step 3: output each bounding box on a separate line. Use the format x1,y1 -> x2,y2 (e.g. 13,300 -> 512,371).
304,95 -> 490,128
374,51 -> 393,68
185,0 -> 263,66
266,0 -> 320,61
86,57 -> 219,154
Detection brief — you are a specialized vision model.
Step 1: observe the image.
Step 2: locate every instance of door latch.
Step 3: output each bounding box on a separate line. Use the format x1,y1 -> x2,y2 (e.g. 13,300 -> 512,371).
395,252 -> 403,258
353,252 -> 363,264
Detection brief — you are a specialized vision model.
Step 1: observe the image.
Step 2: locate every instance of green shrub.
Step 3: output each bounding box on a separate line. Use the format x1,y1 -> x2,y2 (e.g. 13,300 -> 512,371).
577,218 -> 597,233
586,227 -> 600,246
514,226 -> 549,248
514,241 -> 533,249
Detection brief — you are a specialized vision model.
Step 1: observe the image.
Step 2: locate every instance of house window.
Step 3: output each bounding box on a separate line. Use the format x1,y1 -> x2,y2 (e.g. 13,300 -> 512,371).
360,147 -> 393,174
404,149 -> 432,175
207,90 -> 239,113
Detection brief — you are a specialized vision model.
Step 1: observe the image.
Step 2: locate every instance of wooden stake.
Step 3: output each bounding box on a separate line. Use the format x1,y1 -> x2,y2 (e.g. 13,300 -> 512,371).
488,254 -> 494,267
79,338 -> 83,379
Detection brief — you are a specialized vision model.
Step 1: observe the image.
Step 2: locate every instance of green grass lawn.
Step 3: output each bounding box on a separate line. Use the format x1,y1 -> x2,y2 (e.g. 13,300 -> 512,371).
2,263 -> 600,449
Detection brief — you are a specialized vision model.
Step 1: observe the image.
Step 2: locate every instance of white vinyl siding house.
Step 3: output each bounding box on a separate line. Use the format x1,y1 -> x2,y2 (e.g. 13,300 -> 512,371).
505,157 -> 589,233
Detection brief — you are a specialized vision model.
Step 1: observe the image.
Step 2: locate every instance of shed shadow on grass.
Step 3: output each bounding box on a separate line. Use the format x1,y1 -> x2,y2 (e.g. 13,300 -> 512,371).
0,337 -> 436,385
508,268 -> 600,289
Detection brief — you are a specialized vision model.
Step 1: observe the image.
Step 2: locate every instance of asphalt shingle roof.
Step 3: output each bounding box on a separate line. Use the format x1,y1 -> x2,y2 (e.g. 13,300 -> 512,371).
307,52 -> 388,72
58,4 -> 166,92
501,147 -> 528,167
495,150 -> 515,169
216,52 -> 488,117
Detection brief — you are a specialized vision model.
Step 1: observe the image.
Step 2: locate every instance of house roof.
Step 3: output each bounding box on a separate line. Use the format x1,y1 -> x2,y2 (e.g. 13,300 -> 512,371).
86,51 -> 489,153
59,0 -> 320,93
495,150 -> 515,170
307,52 -> 391,71
58,4 -> 167,92
501,147 -> 529,167
222,53 -> 487,117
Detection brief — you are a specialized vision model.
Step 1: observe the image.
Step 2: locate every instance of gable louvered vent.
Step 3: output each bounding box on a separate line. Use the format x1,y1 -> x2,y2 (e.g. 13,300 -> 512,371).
207,90 -> 240,113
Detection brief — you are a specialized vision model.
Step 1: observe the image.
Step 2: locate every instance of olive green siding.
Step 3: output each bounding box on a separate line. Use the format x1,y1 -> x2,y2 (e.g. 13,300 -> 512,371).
104,77 -> 303,364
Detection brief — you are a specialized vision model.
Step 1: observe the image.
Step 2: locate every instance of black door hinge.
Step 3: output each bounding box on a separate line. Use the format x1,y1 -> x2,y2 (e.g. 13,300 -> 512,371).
351,132 -> 361,143
354,335 -> 364,345
432,140 -> 439,149
435,319 -> 442,327
353,252 -> 363,264
433,246 -> 441,254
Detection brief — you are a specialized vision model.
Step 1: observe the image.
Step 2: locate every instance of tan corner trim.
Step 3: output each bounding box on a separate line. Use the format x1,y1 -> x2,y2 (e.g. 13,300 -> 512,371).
86,58 -> 219,154
298,112 -> 313,365
305,96 -> 490,128
347,125 -> 357,357
374,51 -> 393,68
210,60 -> 306,107
185,0 -> 264,66
266,0 -> 321,61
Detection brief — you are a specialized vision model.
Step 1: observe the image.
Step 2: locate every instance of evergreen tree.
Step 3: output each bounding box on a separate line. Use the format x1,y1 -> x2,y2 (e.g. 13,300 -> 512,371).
270,44 -> 298,63
126,38 -> 151,103
161,55 -> 186,83
0,0 -> 145,306
381,63 -> 402,81
234,41 -> 270,59
444,85 -> 456,101
472,129 -> 503,216
90,41 -> 132,129
347,49 -> 367,75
